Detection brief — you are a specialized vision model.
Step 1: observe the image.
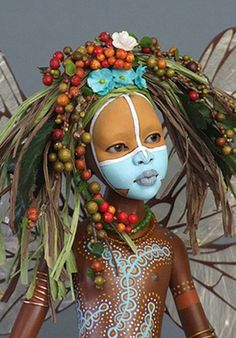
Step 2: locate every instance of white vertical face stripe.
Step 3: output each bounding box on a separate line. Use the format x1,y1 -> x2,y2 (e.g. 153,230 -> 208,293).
89,92 -> 157,169
122,94 -> 148,158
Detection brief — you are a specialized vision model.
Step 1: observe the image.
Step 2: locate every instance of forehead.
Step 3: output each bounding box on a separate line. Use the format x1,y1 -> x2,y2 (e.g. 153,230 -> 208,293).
92,94 -> 162,138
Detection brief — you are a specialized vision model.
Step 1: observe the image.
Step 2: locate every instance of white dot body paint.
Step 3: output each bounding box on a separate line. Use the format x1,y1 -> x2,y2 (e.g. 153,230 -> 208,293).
89,93 -> 168,200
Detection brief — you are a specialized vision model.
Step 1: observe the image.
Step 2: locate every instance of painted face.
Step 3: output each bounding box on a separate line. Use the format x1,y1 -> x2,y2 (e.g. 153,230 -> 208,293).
90,94 -> 168,200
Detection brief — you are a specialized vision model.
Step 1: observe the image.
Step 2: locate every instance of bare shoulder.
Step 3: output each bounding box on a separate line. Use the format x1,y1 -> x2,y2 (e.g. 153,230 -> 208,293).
153,224 -> 188,259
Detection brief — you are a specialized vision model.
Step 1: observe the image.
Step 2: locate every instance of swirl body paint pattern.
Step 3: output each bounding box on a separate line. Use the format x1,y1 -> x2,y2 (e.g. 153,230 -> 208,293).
73,221 -> 173,337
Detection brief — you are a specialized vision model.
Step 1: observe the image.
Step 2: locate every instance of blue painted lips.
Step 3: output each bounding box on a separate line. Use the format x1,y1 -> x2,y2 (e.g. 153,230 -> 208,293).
134,169 -> 159,186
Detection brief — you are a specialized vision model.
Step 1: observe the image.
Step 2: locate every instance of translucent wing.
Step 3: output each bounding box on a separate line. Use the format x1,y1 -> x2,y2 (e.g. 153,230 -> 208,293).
161,27 -> 236,338
0,52 -> 26,335
0,51 -> 25,128
200,27 -> 236,96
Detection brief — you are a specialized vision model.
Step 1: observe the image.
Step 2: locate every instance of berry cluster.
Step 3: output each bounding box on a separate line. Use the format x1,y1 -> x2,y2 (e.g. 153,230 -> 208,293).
86,190 -> 139,236
85,183 -> 139,288
26,207 -> 39,229
215,123 -> 236,155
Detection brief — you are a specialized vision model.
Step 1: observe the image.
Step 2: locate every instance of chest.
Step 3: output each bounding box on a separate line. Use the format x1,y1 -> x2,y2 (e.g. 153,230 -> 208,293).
73,232 -> 174,337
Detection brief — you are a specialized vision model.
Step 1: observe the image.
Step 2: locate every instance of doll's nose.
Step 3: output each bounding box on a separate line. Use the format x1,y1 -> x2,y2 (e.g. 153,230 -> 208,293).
133,148 -> 154,165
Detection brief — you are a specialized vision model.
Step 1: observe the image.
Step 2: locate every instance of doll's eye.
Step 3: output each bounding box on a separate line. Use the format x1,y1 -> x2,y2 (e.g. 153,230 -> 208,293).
145,133 -> 161,144
106,143 -> 128,153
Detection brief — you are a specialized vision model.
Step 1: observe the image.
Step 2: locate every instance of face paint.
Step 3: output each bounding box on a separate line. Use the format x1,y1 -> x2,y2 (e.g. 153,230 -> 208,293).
90,93 -> 168,200
99,145 -> 168,200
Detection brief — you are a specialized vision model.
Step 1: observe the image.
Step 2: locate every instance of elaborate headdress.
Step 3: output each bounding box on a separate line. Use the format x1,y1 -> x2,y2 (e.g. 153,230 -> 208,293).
0,31 -> 235,302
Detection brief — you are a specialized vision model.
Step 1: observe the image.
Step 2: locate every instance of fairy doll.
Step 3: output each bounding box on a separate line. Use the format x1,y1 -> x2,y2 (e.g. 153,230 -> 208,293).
0,30 -> 235,337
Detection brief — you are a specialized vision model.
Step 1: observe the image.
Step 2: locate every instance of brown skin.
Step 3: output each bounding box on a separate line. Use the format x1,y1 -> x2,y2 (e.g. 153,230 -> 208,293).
9,259 -> 49,338
10,94 -> 213,337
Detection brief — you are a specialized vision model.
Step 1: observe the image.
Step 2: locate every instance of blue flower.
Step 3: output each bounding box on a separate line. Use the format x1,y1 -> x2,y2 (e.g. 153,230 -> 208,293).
87,69 -> 115,95
134,65 -> 147,89
112,69 -> 136,87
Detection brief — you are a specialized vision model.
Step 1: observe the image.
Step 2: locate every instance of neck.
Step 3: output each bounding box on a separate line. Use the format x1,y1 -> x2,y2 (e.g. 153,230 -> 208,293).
104,187 -> 145,221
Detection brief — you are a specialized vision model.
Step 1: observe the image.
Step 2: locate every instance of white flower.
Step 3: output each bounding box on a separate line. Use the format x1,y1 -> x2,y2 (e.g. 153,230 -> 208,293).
112,31 -> 138,51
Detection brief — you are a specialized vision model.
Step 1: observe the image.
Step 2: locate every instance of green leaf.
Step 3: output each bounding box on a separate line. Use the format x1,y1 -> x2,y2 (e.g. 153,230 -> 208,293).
51,186 -> 80,281
15,120 -> 55,227
0,85 -> 56,145
86,267 -> 95,280
65,61 -> 76,76
89,242 -> 104,257
140,36 -> 152,48
178,94 -> 212,130
81,86 -> 93,97
93,198 -> 104,204
20,217 -> 29,285
120,233 -> 137,253
0,222 -> 6,265
129,32 -> 139,43
174,48 -> 180,61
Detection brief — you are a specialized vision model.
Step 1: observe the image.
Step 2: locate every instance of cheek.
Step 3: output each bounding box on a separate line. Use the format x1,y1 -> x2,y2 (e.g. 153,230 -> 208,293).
98,146 -> 169,195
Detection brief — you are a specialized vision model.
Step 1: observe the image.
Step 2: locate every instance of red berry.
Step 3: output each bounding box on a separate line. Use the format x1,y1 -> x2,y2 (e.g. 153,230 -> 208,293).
95,222 -> 103,230
128,214 -> 138,225
99,32 -> 111,42
125,225 -> 132,233
55,105 -> 64,114
75,145 -> 86,157
71,75 -> 81,86
53,51 -> 64,62
106,39 -> 113,47
84,59 -> 90,68
142,47 -> 151,54
42,74 -> 53,86
50,57 -> 60,69
103,212 -> 114,223
75,159 -> 86,170
188,90 -> 199,101
51,129 -> 64,141
81,169 -> 92,181
99,201 -> 109,213
101,60 -> 110,68
93,46 -> 104,55
93,193 -> 103,199
91,260 -> 104,272
117,211 -> 128,223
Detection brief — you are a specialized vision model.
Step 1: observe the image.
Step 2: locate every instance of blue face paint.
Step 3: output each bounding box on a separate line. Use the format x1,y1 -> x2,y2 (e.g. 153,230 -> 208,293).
99,145 -> 168,200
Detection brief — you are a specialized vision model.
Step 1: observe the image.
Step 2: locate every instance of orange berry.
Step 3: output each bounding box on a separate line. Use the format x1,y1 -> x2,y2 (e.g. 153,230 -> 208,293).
27,207 -> 38,215
104,47 -> 115,58
168,47 -> 177,54
56,93 -> 70,106
116,48 -> 127,60
123,62 -> 132,70
157,59 -> 167,69
95,222 -> 103,230
126,53 -> 135,63
96,53 -> 106,62
117,223 -> 126,232
76,67 -> 85,78
86,45 -> 94,55
114,59 -> 124,69
75,159 -> 86,170
69,86 -> 80,97
27,207 -> 39,222
90,59 -> 101,70
107,205 -> 116,214
75,60 -> 85,68
108,56 -> 116,65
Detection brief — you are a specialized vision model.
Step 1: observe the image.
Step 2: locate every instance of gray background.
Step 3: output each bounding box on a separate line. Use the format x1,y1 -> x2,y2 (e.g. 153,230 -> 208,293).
1,0 -> 236,337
